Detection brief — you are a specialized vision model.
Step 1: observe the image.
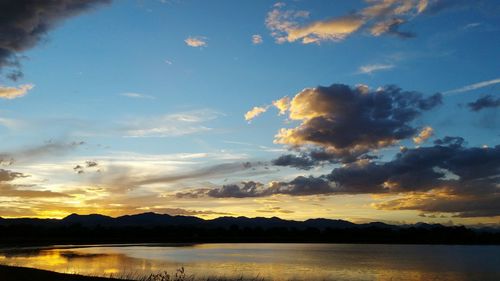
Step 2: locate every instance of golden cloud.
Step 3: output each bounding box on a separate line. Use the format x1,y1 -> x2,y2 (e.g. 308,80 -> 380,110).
0,84 -> 34,99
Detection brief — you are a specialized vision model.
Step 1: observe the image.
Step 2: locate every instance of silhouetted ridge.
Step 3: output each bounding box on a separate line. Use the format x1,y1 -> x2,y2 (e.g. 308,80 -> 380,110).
62,214 -> 113,226
304,218 -> 356,229
0,212 -> 498,245
116,212 -> 203,226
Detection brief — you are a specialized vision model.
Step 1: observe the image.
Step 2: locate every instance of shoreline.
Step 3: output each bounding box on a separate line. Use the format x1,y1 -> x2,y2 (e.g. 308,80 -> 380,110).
0,264 -> 129,281
0,264 -> 265,281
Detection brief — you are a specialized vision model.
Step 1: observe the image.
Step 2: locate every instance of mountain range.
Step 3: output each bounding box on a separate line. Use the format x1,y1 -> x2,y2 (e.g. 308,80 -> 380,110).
1,212 -> 498,245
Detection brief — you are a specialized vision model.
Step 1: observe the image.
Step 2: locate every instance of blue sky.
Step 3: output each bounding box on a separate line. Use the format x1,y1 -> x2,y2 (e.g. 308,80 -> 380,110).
0,0 -> 499,224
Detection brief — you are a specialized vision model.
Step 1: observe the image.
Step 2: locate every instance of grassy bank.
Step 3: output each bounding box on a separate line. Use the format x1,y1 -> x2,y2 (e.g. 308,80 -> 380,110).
0,264 -> 266,281
0,264 -> 127,281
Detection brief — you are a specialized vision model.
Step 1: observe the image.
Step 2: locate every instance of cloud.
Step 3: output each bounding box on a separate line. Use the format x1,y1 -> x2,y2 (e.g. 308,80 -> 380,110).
245,98 -> 292,121
369,18 -> 415,38
0,169 -> 25,182
0,168 -> 70,198
256,206 -> 294,214
207,181 -> 267,198
244,106 -> 269,122
123,109 -> 219,137
272,96 -> 290,115
95,160 -> 269,194
413,126 -> 434,144
0,140 -> 85,164
252,34 -> 263,45
464,22 -> 482,29
443,77 -> 500,95
185,36 -> 207,47
271,154 -> 315,170
145,207 -> 233,217
265,0 -> 429,44
0,84 -> 34,99
285,15 -> 365,44
0,0 -> 111,80
185,140 -> 500,217
135,162 -> 258,187
467,95 -> 500,111
73,164 -> 84,174
329,140 -> 499,217
0,185 -> 71,198
181,176 -> 334,198
358,64 -> 395,74
266,83 -> 441,163
120,92 -> 155,99
86,161 -> 98,168
73,160 -> 99,174
0,117 -> 24,130
374,192 -> 500,218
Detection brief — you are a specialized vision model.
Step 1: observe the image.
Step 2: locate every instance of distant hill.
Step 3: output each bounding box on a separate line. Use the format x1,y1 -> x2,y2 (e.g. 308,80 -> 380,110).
0,212 -> 498,245
0,212 -> 374,229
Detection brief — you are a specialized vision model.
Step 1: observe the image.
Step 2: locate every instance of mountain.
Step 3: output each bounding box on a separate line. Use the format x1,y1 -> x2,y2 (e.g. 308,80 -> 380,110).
62,213 -> 114,226
0,212 -> 498,245
116,212 -> 204,226
0,212 -> 492,230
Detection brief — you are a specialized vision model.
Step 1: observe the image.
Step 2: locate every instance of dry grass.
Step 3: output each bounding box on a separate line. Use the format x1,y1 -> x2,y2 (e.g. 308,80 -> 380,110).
0,264 -> 267,281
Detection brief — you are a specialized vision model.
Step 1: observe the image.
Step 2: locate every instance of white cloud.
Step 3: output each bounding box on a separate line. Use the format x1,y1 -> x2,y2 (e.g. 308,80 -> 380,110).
120,92 -> 155,99
185,36 -> 207,47
0,84 -> 34,99
0,117 -> 25,130
464,22 -> 481,29
123,109 -> 220,138
443,78 -> 500,95
244,106 -> 269,122
358,64 -> 395,74
252,34 -> 263,45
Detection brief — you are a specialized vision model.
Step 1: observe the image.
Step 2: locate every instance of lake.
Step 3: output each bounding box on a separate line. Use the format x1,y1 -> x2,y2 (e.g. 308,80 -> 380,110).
1,243 -> 499,280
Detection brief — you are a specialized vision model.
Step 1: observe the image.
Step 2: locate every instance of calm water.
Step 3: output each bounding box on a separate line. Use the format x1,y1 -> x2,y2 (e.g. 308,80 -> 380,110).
1,243 -> 499,281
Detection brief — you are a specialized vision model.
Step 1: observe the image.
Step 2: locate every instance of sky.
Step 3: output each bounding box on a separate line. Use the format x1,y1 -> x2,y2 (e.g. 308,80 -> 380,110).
0,0 -> 499,225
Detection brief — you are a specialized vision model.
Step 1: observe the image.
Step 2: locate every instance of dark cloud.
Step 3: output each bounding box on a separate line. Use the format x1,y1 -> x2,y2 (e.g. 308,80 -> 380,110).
274,84 -> 441,165
272,154 -> 315,170
187,177 -> 334,198
0,0 -> 111,79
272,150 -> 379,170
73,165 -> 84,174
0,169 -> 26,182
467,95 -> 500,111
86,161 -> 98,168
272,176 -> 333,196
207,181 -> 267,198
433,136 -> 466,147
73,160 -> 99,174
183,140 -> 500,217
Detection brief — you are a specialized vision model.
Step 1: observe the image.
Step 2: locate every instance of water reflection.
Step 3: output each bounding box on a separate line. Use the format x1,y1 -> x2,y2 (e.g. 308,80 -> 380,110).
1,244 -> 499,281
